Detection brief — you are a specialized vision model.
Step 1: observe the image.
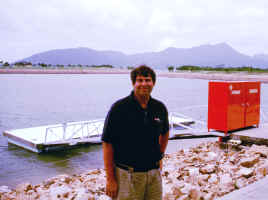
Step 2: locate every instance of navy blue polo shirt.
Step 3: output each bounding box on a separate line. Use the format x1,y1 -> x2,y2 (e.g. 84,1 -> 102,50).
102,91 -> 169,167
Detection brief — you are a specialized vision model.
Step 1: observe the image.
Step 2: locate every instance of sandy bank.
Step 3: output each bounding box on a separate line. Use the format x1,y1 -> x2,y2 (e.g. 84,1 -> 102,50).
0,68 -> 130,75
1,68 -> 268,83
1,142 -> 268,200
159,72 -> 268,83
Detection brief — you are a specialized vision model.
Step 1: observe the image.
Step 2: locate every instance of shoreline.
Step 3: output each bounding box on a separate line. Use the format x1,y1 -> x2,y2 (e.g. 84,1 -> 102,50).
0,68 -> 130,74
1,68 -> 268,83
1,141 -> 268,199
159,71 -> 268,83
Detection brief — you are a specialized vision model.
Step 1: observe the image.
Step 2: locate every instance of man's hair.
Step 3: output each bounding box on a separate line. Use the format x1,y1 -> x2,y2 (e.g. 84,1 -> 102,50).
130,65 -> 156,84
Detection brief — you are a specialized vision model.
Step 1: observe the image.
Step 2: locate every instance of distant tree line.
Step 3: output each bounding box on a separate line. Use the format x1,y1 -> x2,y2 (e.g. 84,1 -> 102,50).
167,65 -> 268,73
14,61 -> 32,66
0,62 -> 119,69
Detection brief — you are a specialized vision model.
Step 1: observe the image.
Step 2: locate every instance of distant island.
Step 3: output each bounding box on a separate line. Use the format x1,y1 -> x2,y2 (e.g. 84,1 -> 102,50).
1,62 -> 268,74
1,64 -> 268,84
1,43 -> 268,69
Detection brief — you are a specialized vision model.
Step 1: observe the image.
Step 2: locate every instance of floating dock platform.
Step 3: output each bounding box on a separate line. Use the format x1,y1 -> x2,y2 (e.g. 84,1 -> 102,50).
3,114 -> 194,153
3,119 -> 105,153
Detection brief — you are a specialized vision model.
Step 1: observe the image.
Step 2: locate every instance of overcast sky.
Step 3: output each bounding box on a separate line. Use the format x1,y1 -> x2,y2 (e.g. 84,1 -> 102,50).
1,0 -> 268,62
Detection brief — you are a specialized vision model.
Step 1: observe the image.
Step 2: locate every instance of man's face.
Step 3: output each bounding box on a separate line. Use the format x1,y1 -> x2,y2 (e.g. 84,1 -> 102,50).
133,75 -> 155,97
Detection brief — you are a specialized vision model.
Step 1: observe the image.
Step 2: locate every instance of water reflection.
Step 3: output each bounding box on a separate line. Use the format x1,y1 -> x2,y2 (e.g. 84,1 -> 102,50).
2,143 -> 103,187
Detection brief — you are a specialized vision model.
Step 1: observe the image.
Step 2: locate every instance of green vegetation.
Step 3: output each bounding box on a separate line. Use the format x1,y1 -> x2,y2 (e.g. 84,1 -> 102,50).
91,64 -> 114,68
172,65 -> 268,73
3,62 -> 9,67
127,66 -> 134,70
38,63 -> 47,68
14,61 -> 32,66
168,66 -> 174,72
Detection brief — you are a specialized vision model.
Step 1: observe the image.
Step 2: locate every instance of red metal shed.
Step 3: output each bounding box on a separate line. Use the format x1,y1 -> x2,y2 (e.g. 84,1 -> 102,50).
208,81 -> 261,135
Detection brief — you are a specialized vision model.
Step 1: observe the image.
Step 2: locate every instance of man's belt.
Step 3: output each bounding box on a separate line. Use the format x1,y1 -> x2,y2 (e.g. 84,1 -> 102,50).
115,162 -> 159,172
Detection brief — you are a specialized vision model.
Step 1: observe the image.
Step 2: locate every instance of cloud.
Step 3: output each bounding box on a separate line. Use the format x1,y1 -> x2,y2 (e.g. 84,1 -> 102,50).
1,0 -> 268,61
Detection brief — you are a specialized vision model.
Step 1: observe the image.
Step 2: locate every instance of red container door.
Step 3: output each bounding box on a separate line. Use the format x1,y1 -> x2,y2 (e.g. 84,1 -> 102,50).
245,82 -> 261,127
208,82 -> 229,132
227,82 -> 246,131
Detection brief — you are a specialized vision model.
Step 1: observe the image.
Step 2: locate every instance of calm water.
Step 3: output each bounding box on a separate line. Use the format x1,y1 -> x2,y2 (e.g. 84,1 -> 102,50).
0,74 -> 267,187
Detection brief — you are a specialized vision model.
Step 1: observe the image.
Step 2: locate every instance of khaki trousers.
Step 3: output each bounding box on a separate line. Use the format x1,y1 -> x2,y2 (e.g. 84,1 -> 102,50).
113,167 -> 162,200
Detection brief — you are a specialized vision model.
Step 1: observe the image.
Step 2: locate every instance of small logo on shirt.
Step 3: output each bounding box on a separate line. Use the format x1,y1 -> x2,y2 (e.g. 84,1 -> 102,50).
154,117 -> 161,122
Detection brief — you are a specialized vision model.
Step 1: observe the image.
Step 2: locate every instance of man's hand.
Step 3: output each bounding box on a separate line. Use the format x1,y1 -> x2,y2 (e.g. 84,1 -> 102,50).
106,178 -> 118,198
159,159 -> 163,171
103,142 -> 118,198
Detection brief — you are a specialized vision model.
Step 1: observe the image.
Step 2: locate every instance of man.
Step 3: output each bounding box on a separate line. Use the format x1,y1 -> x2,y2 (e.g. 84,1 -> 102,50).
102,65 -> 169,200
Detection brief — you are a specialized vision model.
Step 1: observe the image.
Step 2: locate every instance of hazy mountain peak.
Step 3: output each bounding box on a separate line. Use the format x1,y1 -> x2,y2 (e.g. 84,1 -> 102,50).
19,43 -> 268,68
194,42 -> 232,50
253,54 -> 268,62
164,47 -> 177,51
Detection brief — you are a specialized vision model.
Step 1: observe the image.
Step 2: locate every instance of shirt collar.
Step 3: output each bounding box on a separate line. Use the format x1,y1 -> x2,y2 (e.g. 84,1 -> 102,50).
129,91 -> 152,110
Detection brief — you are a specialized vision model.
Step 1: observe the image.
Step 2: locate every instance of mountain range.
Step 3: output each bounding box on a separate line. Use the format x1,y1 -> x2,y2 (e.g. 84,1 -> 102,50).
20,43 -> 268,69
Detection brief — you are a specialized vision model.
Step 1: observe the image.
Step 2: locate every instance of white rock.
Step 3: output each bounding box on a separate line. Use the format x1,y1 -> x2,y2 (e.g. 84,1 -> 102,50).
75,187 -> 94,200
200,164 -> 216,174
0,185 -> 12,193
16,182 -> 32,193
49,185 -> 72,199
98,194 -> 112,200
171,186 -> 183,198
240,156 -> 259,168
229,155 -> 239,164
204,152 -> 218,162
235,178 -> 247,189
256,160 -> 268,176
5,142 -> 268,200
180,183 -> 194,194
238,167 -> 254,178
197,174 -> 209,183
188,188 -> 202,200
208,174 -> 218,184
188,167 -> 199,176
220,174 -> 233,187
249,145 -> 268,158
203,192 -> 216,200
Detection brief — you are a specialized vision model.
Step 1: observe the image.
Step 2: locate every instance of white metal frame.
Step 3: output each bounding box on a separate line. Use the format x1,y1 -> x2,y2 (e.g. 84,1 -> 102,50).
44,119 -> 105,145
43,106 -> 268,144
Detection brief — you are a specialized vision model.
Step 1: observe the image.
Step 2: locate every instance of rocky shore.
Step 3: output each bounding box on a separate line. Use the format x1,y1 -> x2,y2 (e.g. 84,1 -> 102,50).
1,142 -> 268,200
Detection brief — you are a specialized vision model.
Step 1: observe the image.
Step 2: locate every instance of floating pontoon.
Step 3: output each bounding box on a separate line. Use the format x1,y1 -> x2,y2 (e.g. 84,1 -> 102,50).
3,113 -> 194,153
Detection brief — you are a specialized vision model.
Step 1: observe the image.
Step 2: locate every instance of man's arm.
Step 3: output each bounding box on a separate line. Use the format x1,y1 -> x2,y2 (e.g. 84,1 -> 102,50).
159,131 -> 169,170
103,142 -> 118,198
159,131 -> 169,154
